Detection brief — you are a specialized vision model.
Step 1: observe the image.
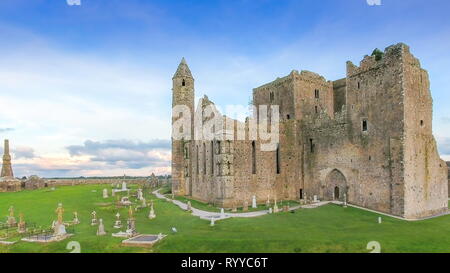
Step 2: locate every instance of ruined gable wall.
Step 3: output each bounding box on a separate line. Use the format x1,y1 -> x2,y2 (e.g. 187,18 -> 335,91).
333,78 -> 346,114
401,45 -> 448,218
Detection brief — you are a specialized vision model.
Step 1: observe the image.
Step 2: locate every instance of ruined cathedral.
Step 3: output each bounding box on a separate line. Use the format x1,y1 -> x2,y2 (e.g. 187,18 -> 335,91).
171,43 -> 448,219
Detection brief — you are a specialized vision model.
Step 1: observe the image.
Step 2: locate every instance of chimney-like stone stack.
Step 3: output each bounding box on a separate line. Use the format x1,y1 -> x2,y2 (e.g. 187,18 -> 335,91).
1,139 -> 14,178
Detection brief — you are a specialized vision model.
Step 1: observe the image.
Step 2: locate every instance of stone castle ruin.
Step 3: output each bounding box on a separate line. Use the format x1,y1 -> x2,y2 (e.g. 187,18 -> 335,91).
171,43 -> 448,219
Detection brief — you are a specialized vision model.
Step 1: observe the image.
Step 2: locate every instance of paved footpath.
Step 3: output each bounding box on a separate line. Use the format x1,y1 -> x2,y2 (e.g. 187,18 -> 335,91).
152,189 -> 330,221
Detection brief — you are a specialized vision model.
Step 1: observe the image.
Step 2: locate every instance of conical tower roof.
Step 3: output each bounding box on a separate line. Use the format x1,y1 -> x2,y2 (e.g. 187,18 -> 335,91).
173,57 -> 193,79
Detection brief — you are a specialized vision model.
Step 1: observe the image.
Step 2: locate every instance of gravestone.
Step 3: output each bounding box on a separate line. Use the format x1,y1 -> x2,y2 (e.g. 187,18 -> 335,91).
252,195 -> 257,208
210,217 -> 215,226
91,211 -> 98,226
7,206 -> 16,227
114,212 -> 122,228
97,219 -> 107,236
54,203 -> 67,236
148,202 -> 156,219
273,199 -> 279,213
137,189 -> 144,200
111,189 -> 115,197
268,207 -> 273,214
186,201 -> 192,212
243,201 -> 249,212
73,211 -> 80,224
17,213 -> 26,233
103,188 -> 108,199
378,217 -> 382,224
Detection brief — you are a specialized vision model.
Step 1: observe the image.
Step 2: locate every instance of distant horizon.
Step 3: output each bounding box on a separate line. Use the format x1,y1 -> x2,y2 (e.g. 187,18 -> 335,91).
1,0 -> 449,177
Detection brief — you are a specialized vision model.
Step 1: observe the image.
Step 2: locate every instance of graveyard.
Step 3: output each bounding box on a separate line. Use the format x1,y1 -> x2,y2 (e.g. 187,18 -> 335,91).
0,183 -> 449,253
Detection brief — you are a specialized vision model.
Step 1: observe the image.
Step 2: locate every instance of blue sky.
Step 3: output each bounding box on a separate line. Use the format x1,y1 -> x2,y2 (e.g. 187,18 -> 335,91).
0,0 -> 449,177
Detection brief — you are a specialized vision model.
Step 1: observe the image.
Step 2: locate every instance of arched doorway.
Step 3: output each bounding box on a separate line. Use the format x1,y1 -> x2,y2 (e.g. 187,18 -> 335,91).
324,169 -> 347,201
334,186 -> 340,200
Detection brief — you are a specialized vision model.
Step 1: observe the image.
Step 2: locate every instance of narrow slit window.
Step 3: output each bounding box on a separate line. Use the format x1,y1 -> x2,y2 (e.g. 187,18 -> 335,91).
211,141 -> 214,175
314,89 -> 320,99
309,139 -> 314,153
203,143 -> 206,175
362,119 -> 368,132
182,79 -> 186,86
276,144 -> 280,174
196,146 -> 199,174
251,141 -> 256,174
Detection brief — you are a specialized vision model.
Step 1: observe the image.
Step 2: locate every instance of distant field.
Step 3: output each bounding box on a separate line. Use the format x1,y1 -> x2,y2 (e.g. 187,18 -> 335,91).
0,184 -> 449,253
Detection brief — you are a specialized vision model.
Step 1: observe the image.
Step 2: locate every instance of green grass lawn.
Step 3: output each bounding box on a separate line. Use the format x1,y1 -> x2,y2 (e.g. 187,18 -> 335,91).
0,184 -> 449,253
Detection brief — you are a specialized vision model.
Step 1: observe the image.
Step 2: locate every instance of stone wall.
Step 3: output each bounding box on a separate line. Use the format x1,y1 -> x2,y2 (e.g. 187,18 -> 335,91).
447,161 -> 450,197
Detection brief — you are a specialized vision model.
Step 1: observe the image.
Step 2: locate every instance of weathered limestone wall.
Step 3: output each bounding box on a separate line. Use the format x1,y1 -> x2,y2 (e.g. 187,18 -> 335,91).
401,45 -> 448,218
333,78 -> 346,114
447,162 -> 450,197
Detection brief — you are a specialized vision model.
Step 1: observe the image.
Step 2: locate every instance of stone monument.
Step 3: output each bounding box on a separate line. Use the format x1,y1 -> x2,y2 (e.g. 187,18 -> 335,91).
91,211 -> 98,226
126,206 -> 137,236
114,212 -> 122,228
137,188 -> 143,200
7,206 -> 16,227
148,201 -> 156,219
17,213 -> 26,233
243,201 -> 249,212
73,211 -> 80,224
273,199 -> 279,213
54,203 -> 67,236
97,219 -> 107,236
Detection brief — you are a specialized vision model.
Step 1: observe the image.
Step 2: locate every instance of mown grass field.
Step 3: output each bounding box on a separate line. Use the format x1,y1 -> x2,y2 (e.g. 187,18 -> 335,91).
0,184 -> 449,253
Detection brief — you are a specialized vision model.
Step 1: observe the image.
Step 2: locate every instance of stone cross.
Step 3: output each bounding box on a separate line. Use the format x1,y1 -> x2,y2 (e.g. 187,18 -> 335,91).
128,206 -> 134,220
8,206 -> 14,218
55,203 -> 64,225
91,210 -> 97,226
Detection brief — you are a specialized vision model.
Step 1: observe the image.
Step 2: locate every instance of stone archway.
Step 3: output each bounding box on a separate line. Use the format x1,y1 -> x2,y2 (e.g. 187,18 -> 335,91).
324,169 -> 347,201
